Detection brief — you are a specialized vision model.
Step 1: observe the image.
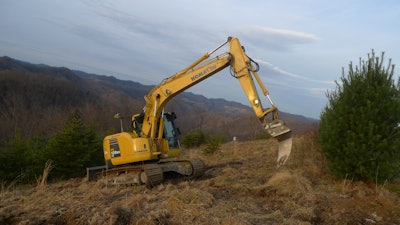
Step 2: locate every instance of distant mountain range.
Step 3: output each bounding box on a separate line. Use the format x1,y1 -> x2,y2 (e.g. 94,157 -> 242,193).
0,56 -> 318,142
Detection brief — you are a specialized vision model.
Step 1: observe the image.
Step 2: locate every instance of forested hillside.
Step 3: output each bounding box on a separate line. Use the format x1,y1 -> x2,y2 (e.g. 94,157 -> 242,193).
0,56 -> 317,144
0,56 -> 143,142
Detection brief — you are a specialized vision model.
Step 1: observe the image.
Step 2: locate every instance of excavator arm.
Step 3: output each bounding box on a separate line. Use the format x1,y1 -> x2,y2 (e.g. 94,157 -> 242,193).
136,37 -> 292,167
228,37 -> 292,166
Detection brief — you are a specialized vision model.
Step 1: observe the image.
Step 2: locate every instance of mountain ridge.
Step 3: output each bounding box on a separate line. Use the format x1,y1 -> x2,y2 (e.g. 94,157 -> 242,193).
0,56 -> 318,142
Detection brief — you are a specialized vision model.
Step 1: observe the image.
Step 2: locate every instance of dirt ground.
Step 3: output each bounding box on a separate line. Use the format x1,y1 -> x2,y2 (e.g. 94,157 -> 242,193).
1,134 -> 400,225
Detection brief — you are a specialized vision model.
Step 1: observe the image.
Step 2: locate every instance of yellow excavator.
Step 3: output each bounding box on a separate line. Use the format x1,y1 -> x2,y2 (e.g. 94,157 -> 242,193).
87,37 -> 292,187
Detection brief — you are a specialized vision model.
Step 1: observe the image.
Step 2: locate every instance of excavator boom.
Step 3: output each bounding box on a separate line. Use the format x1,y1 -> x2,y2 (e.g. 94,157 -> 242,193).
140,37 -> 292,161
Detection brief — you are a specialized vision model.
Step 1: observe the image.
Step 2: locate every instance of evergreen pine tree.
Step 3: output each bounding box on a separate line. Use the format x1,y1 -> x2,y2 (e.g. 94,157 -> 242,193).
46,110 -> 102,179
0,134 -> 28,181
319,50 -> 400,182
0,135 -> 47,182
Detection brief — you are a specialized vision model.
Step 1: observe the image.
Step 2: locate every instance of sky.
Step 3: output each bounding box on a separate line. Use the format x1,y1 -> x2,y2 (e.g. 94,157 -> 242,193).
1,0 -> 399,119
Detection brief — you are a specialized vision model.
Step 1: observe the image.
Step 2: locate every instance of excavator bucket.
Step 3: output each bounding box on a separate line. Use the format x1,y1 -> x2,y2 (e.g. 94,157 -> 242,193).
276,131 -> 292,167
265,119 -> 292,168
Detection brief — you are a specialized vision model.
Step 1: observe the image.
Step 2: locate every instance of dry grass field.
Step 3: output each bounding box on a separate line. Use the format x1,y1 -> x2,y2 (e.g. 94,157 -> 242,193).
1,133 -> 400,225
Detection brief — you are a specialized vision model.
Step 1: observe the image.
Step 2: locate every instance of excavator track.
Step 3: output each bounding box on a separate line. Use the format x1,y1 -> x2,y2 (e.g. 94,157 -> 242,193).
140,164 -> 164,188
188,159 -> 206,177
93,163 -> 164,188
88,159 -> 206,188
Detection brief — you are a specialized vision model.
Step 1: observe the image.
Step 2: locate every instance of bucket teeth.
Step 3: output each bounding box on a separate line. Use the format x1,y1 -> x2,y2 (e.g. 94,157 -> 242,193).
276,131 -> 292,168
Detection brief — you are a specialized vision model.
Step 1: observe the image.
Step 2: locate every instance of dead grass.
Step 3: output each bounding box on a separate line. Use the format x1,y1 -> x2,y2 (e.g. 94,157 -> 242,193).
1,133 -> 400,224
36,159 -> 53,191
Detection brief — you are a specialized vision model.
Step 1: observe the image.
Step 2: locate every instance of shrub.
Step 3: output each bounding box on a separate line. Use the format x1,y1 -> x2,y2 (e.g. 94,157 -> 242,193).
182,130 -> 207,148
319,50 -> 400,183
202,135 -> 225,155
0,134 -> 48,183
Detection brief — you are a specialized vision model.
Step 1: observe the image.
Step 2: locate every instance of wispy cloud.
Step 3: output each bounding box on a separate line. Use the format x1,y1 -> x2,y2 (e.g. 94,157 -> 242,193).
240,25 -> 320,51
254,59 -> 334,101
307,87 -> 330,98
257,59 -> 334,85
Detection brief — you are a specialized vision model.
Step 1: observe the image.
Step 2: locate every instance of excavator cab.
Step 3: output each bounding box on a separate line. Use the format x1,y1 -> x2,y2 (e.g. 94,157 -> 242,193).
132,112 -> 180,149
132,113 -> 144,137
163,112 -> 180,149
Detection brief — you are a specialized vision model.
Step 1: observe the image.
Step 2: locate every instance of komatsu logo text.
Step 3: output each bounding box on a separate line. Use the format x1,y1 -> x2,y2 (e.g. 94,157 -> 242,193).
191,65 -> 217,81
